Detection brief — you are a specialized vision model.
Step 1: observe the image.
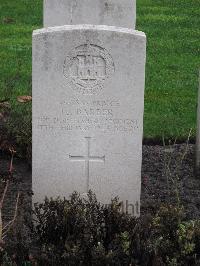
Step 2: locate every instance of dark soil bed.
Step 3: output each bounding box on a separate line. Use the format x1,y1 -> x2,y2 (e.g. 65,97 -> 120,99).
141,144 -> 200,219
0,144 -> 199,221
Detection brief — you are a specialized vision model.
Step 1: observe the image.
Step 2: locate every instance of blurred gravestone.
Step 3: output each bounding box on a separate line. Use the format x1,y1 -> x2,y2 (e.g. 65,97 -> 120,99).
44,0 -> 136,29
196,73 -> 200,177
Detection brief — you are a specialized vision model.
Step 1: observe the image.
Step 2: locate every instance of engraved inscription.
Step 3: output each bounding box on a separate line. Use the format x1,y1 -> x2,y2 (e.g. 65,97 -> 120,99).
69,137 -> 105,193
36,97 -> 139,134
59,97 -> 137,132
63,43 -> 115,95
37,116 -> 138,132
60,98 -> 120,107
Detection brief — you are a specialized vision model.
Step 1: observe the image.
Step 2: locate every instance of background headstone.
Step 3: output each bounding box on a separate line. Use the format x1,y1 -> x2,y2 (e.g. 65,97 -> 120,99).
44,0 -> 136,29
196,72 -> 200,177
32,25 -> 146,216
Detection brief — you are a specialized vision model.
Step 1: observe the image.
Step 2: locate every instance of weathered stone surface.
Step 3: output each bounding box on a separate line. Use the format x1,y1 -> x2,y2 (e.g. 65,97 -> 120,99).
32,25 -> 146,216
196,75 -> 200,177
44,0 -> 136,29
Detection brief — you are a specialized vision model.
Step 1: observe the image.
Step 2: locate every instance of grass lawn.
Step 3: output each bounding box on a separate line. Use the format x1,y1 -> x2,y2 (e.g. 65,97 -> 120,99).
0,0 -> 199,147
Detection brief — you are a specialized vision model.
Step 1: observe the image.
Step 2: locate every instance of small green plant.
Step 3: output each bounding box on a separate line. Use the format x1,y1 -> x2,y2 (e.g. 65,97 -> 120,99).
29,192 -> 200,266
149,204 -> 200,265
31,191 -> 137,266
0,189 -> 198,265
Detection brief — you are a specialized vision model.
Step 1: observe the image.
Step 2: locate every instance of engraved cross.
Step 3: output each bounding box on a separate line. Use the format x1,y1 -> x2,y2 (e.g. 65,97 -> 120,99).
69,137 -> 105,193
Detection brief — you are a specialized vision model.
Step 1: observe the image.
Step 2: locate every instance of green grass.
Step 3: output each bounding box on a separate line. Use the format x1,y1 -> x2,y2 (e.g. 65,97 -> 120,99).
137,0 -> 200,140
0,0 -> 199,145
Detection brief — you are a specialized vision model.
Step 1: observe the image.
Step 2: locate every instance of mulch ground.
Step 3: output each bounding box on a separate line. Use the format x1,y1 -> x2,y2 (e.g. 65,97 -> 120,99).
141,144 -> 200,219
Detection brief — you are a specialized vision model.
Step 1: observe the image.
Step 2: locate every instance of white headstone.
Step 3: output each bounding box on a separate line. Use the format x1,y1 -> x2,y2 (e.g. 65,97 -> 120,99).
44,0 -> 136,29
32,25 -> 146,216
196,73 -> 200,177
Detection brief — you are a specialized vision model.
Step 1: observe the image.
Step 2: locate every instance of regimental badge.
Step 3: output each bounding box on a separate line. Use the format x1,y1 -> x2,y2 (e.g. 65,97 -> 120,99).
63,43 -> 115,95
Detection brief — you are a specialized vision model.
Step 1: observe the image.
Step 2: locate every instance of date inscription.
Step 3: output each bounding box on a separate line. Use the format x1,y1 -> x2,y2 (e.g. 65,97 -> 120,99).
36,97 -> 139,134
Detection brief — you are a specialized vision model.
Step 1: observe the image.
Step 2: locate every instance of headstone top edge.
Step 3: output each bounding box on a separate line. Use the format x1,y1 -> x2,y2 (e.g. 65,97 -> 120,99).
33,24 -> 146,38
